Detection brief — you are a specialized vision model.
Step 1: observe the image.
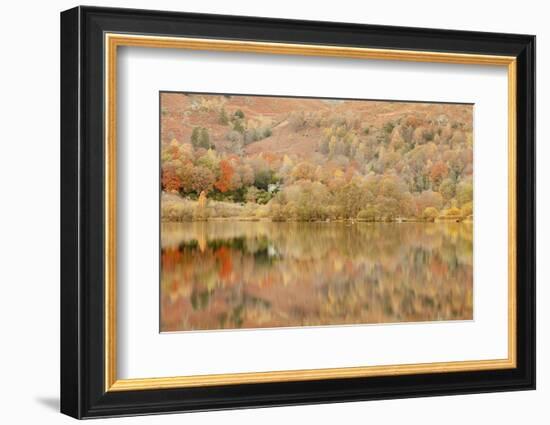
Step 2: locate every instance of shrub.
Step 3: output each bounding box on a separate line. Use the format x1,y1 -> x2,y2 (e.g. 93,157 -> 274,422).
422,207 -> 439,222
191,127 -> 211,149
269,203 -> 286,221
243,127 -> 272,145
232,119 -> 245,134
284,201 -> 298,220
219,108 -> 229,125
234,109 -> 245,119
298,204 -> 328,221
193,204 -> 209,221
289,111 -> 308,131
226,130 -> 242,143
256,189 -> 273,205
357,207 -> 378,222
207,200 -> 243,218
326,205 -> 341,220
245,186 -> 260,203
239,203 -> 258,218
161,201 -> 195,221
254,205 -> 269,218
383,121 -> 395,134
443,207 -> 461,217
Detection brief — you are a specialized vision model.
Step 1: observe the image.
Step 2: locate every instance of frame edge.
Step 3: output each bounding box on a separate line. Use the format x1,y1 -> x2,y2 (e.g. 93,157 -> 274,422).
60,6 -> 83,420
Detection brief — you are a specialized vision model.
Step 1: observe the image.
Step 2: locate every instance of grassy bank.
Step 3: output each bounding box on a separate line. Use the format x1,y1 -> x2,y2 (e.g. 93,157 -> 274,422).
162,193 -> 472,223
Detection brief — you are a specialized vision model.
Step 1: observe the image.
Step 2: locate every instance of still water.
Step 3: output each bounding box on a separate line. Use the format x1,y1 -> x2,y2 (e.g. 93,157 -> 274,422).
160,221 -> 473,332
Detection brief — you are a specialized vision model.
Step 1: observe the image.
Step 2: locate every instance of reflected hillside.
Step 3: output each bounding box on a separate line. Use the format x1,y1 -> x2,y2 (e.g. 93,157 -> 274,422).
160,221 -> 473,331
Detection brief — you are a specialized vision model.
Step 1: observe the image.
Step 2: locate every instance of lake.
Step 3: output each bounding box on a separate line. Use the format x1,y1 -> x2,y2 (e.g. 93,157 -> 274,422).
160,221 -> 473,332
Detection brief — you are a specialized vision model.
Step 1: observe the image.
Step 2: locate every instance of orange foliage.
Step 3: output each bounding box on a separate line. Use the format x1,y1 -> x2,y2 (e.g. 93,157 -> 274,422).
170,145 -> 180,159
262,152 -> 279,164
214,246 -> 233,279
162,169 -> 182,192
430,257 -> 449,278
429,161 -> 449,185
161,247 -> 181,272
214,159 -> 235,193
291,162 -> 316,181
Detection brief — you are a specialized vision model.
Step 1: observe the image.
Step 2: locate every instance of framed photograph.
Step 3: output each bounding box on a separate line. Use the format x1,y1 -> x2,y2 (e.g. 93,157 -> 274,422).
60,6 -> 535,419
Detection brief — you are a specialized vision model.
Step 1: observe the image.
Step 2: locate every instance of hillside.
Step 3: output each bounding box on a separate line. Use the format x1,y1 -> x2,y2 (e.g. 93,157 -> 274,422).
160,92 -> 474,221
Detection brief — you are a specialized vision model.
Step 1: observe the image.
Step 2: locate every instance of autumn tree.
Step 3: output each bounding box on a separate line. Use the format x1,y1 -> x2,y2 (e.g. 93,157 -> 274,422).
291,161 -> 316,182
191,166 -> 215,194
414,190 -> 444,217
336,181 -> 366,218
429,161 -> 449,189
214,159 -> 236,193
422,207 -> 439,221
439,178 -> 456,201
162,168 -> 182,192
456,180 -> 473,206
175,161 -> 195,193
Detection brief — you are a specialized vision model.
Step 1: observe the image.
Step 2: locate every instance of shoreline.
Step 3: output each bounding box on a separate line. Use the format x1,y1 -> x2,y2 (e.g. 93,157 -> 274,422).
162,216 -> 473,224
161,193 -> 473,224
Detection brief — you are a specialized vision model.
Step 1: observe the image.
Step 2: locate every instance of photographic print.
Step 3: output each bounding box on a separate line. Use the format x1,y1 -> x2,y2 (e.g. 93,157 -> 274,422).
61,9 -> 535,416
160,92 -> 474,332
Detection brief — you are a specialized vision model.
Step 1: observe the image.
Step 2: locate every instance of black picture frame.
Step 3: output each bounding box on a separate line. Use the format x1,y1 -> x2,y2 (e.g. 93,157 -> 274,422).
61,5 -> 535,419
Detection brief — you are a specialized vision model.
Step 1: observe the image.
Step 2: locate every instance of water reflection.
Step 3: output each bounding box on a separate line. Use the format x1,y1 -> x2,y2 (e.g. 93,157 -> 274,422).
160,221 -> 473,332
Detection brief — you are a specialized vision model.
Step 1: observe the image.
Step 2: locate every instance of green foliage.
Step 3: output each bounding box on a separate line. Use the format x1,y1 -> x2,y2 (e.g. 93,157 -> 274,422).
191,127 -> 211,149
256,190 -> 273,205
234,109 -> 245,119
423,129 -> 434,142
254,169 -> 275,190
244,126 -> 273,145
232,119 -> 245,134
219,108 -> 229,125
190,127 -> 200,146
383,121 -> 395,134
439,178 -> 456,200
456,180 -> 473,206
200,128 -> 210,148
